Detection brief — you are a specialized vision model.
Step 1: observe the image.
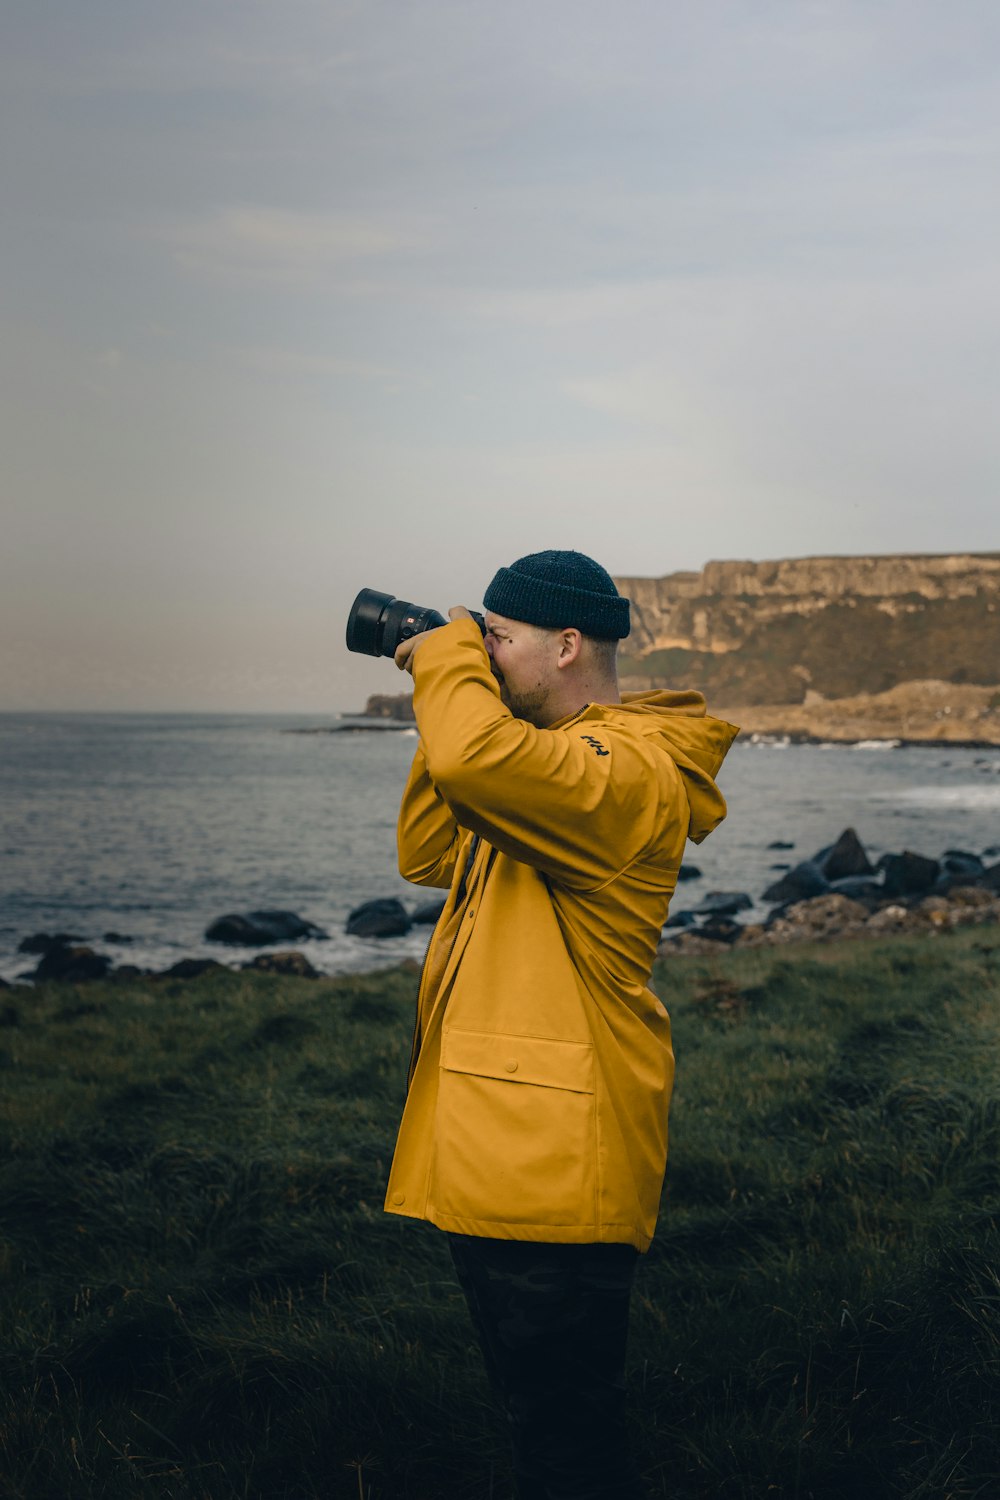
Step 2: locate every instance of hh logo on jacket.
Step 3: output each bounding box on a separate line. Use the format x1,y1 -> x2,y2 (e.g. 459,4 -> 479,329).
580,734 -> 610,757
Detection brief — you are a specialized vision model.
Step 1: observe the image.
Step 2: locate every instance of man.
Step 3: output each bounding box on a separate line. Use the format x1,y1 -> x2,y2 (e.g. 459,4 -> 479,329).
385,549 -> 737,1499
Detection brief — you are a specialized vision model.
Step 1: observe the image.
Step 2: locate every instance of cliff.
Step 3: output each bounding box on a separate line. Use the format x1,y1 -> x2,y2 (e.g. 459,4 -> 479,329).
358,693 -> 416,722
615,554 -> 1000,736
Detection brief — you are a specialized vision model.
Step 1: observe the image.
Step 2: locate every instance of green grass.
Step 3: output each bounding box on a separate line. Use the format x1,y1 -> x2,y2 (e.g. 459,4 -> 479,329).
1,933 -> 999,1498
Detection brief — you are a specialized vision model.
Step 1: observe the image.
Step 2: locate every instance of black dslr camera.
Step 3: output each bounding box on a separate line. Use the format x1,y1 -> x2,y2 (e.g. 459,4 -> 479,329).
346,588 -> 485,658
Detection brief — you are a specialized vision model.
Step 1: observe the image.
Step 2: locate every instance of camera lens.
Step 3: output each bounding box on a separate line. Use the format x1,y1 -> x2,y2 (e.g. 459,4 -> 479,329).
345,589 -> 395,656
346,590 -> 450,657
346,588 -> 486,657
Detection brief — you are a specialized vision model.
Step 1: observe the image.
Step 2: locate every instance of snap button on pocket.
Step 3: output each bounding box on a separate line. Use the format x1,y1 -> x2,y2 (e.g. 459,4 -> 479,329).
391,1191 -> 405,1205
504,1057 -> 518,1073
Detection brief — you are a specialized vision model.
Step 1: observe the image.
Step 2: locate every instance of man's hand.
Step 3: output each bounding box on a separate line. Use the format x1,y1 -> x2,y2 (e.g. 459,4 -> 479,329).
395,606 -> 474,675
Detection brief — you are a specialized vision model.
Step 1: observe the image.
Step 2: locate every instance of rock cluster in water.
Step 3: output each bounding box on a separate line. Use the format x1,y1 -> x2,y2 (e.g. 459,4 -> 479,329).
14,931 -> 326,985
659,827 -> 1000,955
12,893 -> 449,984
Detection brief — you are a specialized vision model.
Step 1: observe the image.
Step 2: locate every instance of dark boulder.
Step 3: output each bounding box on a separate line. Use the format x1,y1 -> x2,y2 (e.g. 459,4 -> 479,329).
34,945 -> 111,983
697,916 -> 744,945
346,899 -> 411,939
814,828 -> 874,882
205,911 -> 328,946
162,958 -> 227,979
879,851 -> 940,898
18,932 -> 84,955
828,876 -> 884,904
981,862 -> 1000,891
763,860 -> 829,905
940,850 -> 985,880
103,931 -> 133,944
664,910 -> 697,929
933,850 -> 987,896
411,899 -> 447,925
243,951 -> 319,978
677,863 -> 702,882
767,840 -> 795,850
692,891 -> 753,917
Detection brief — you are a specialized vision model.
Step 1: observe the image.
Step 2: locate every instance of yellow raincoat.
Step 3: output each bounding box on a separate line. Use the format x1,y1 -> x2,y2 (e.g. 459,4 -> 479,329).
384,618 -> 738,1250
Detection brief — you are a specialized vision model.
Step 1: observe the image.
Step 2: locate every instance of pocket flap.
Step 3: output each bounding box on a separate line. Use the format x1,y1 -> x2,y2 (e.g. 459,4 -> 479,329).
440,1028 -> 595,1094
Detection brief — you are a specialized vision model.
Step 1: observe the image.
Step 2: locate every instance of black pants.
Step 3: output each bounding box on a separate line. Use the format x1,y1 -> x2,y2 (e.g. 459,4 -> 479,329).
447,1234 -> 645,1500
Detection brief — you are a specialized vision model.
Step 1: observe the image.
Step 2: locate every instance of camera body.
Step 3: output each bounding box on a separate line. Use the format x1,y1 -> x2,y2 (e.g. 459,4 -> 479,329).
346,588 -> 485,658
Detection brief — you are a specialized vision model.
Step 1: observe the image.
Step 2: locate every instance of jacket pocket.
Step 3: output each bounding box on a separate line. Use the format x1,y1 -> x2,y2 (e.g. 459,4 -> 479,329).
433,1029 -> 597,1227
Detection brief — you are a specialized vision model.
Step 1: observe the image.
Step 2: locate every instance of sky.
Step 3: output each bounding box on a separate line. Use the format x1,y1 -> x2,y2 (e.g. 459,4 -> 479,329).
2,0 -> 999,713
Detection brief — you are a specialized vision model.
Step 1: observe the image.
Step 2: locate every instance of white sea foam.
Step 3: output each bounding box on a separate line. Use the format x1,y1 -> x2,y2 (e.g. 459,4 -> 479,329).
874,785 -> 1000,809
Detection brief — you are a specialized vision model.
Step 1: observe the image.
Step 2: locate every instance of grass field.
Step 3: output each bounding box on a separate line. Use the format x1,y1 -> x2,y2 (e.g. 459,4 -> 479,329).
1,930 -> 999,1499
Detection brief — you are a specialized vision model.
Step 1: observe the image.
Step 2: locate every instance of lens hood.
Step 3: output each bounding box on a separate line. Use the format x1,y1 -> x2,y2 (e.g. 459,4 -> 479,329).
346,589 -> 395,656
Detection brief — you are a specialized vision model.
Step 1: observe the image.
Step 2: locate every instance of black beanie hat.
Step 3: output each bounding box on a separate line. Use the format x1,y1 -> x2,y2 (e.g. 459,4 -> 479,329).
483,549 -> 630,640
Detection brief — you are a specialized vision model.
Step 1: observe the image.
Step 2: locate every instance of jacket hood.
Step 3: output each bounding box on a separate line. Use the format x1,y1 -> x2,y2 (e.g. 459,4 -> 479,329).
608,690 -> 739,844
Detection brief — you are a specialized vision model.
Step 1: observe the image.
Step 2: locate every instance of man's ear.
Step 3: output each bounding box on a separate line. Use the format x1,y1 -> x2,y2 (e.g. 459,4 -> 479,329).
556,629 -> 583,668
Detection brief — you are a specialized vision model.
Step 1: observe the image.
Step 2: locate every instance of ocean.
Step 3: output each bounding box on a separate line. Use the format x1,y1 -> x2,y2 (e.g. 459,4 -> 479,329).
1,713 -> 998,983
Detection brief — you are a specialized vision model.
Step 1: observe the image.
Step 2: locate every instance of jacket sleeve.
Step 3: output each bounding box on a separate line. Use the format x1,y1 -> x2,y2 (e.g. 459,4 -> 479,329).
410,619 -> 685,891
397,740 -> 465,888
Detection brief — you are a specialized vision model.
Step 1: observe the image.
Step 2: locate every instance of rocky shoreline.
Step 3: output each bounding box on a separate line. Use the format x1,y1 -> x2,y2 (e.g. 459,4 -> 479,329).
7,827 -> 999,988
4,900 -> 444,988
661,884 -> 1000,956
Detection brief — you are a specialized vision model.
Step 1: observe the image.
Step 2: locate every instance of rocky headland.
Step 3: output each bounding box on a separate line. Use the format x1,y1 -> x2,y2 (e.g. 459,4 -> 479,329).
614,551 -> 1000,746
359,693 -> 417,722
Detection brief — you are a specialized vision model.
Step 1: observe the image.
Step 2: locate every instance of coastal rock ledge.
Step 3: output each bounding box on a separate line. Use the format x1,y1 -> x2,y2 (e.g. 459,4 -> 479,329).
716,681 -> 1000,748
